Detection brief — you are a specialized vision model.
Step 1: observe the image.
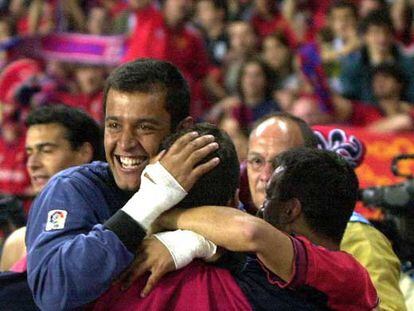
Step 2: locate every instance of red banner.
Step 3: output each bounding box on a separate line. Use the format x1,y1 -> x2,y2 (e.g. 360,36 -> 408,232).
339,127 -> 414,219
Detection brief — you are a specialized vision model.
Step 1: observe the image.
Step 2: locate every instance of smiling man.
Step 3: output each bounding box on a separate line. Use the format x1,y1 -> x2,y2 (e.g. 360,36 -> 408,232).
25,104 -> 103,194
0,104 -> 102,272
25,59 -> 219,310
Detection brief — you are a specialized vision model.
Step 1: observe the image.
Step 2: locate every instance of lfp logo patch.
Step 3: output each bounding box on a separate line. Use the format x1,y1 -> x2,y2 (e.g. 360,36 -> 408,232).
45,210 -> 68,231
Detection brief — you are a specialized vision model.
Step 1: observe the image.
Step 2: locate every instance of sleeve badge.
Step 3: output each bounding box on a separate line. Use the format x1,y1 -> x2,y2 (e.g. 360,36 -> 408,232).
45,210 -> 68,231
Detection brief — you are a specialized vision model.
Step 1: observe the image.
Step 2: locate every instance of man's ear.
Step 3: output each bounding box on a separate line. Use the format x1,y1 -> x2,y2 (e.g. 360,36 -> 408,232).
283,198 -> 302,223
176,116 -> 194,130
77,142 -> 94,164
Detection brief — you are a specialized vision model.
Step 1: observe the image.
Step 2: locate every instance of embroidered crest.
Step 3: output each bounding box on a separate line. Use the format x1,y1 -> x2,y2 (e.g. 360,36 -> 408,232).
45,210 -> 68,231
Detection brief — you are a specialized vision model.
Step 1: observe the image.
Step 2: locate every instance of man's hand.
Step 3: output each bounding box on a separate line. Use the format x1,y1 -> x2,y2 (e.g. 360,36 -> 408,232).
118,237 -> 175,297
158,131 -> 220,192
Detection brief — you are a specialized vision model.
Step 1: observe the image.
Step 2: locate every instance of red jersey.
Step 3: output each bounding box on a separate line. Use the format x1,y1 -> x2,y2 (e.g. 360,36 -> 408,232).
123,5 -> 211,118
123,6 -> 209,83
92,260 -> 252,311
349,102 -> 383,126
0,135 -> 30,196
259,236 -> 379,310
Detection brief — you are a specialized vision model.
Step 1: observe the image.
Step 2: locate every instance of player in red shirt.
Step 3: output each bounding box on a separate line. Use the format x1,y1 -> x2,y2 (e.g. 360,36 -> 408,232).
91,124 -> 331,311
155,147 -> 379,310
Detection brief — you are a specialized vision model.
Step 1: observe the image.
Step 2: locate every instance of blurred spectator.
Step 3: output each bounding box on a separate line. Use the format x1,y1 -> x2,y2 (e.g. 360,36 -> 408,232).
235,57 -> 279,122
339,9 -> 414,104
358,0 -> 387,19
261,32 -> 298,91
123,0 -> 225,118
223,20 -> 258,94
86,6 -> 110,35
194,0 -> 229,66
210,57 -> 279,131
249,0 -> 296,46
52,64 -> 106,123
321,1 -> 360,64
291,64 -> 414,132
0,16 -> 17,68
0,195 -> 25,263
10,0 -> 55,35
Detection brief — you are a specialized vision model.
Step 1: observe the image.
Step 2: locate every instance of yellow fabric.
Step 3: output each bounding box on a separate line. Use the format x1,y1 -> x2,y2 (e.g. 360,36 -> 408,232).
341,222 -> 407,311
400,272 -> 414,311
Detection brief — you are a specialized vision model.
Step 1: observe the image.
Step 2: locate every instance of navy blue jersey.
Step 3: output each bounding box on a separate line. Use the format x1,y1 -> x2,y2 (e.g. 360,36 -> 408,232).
26,161 -> 146,310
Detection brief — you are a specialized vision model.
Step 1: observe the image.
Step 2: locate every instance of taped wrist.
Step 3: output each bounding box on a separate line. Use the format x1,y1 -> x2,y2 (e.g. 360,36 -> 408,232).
154,230 -> 217,269
122,162 -> 187,230
104,210 -> 146,253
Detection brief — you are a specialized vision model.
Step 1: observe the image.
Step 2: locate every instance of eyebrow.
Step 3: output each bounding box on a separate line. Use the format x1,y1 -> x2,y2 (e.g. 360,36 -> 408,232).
26,142 -> 59,151
105,116 -> 164,125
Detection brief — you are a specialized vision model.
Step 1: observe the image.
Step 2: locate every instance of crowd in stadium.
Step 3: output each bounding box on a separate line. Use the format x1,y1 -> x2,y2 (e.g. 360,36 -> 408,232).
0,0 -> 414,310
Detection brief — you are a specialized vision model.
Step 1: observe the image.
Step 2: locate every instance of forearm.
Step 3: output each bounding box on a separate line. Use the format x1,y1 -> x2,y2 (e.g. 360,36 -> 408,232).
158,206 -> 294,280
159,206 -> 273,253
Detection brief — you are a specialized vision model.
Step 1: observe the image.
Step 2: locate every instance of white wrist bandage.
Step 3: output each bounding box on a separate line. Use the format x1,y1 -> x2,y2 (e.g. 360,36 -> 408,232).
154,230 -> 217,269
122,162 -> 187,230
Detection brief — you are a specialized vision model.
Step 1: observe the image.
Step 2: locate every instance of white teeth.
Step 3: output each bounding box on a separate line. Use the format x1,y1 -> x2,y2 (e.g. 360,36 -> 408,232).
119,156 -> 143,169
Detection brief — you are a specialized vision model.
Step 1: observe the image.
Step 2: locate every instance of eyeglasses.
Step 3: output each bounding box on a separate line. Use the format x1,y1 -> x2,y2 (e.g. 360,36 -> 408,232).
247,156 -> 274,172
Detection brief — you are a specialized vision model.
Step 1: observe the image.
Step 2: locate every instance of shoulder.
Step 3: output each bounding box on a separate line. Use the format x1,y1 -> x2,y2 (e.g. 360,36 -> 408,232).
48,161 -> 110,187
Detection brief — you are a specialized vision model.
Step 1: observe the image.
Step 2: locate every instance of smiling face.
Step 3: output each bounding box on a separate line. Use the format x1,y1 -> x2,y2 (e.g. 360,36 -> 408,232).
104,88 -> 172,192
26,123 -> 88,194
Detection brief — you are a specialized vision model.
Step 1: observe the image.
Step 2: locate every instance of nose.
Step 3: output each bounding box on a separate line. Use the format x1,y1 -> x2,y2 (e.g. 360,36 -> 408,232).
119,128 -> 139,151
259,162 -> 273,183
27,152 -> 42,172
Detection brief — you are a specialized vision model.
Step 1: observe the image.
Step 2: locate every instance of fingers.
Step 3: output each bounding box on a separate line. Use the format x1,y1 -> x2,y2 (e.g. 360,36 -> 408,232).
120,254 -> 148,291
140,271 -> 163,298
191,157 -> 220,180
167,131 -> 200,154
186,141 -> 219,167
150,150 -> 166,164
168,132 -> 216,161
121,262 -> 149,290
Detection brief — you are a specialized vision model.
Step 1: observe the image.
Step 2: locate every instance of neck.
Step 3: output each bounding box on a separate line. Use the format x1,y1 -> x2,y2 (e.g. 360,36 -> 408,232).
292,225 -> 339,251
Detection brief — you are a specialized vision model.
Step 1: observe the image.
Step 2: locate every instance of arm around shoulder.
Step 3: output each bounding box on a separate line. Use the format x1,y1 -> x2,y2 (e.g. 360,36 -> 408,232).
158,206 -> 294,281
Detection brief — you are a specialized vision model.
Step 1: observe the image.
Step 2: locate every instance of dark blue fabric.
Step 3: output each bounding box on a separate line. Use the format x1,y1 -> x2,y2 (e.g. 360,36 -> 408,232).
252,99 -> 280,121
234,256 -> 330,311
0,271 -> 39,311
26,161 -> 134,311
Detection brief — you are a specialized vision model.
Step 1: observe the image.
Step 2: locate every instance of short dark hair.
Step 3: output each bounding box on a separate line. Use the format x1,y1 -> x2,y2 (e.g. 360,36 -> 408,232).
268,147 -> 359,243
328,1 -> 358,19
161,123 -> 240,208
104,59 -> 190,130
251,112 -> 319,148
26,104 -> 103,161
360,9 -> 394,35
